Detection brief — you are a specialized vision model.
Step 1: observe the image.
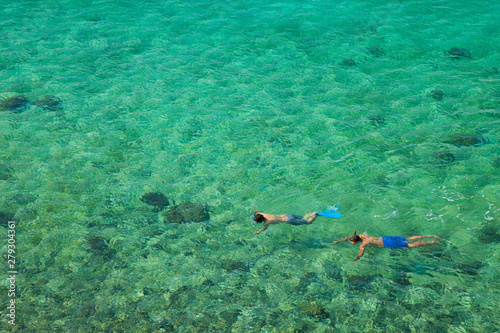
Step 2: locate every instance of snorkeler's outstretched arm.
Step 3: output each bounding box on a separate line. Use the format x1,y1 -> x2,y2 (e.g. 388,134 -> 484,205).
253,224 -> 269,235
354,244 -> 366,261
332,236 -> 351,244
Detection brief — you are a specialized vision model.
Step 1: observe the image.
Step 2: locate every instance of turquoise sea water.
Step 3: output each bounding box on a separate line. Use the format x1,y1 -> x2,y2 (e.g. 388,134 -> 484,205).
1,0 -> 499,331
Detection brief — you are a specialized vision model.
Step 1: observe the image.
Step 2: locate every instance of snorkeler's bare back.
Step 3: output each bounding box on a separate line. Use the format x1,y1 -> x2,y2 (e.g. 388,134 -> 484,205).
360,235 -> 384,247
258,213 -> 287,224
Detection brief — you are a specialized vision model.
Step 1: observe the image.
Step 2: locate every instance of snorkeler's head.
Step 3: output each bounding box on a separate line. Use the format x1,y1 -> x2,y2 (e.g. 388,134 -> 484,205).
253,213 -> 266,223
350,229 -> 362,243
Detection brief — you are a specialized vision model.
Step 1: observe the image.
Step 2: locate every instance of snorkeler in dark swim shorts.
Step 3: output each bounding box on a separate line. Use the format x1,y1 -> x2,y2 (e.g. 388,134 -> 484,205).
284,214 -> 309,225
332,230 -> 440,261
252,211 -> 319,235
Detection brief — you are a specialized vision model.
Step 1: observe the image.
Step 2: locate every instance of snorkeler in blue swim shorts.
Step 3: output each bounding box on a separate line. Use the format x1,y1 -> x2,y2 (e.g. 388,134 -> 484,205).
332,230 -> 440,261
381,236 -> 409,249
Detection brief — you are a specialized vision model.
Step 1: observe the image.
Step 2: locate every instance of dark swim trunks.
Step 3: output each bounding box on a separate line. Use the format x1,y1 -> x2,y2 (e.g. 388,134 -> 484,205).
382,236 -> 409,249
285,214 -> 308,225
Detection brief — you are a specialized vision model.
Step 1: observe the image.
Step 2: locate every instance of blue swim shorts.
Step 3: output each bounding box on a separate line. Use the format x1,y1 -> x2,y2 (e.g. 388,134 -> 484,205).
285,214 -> 308,226
382,236 -> 408,249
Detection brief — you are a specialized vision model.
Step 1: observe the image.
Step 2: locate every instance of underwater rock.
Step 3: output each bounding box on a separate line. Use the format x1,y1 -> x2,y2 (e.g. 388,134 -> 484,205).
486,67 -> 499,75
393,277 -> 412,286
219,309 -> 242,325
368,115 -> 385,126
345,274 -> 382,287
446,47 -> 471,59
164,202 -> 209,223
0,212 -> 15,228
493,157 -> 500,169
434,150 -> 455,164
0,95 -> 31,113
86,234 -> 115,259
223,260 -> 249,272
430,89 -> 444,101
0,164 -> 15,180
299,302 -> 329,320
340,58 -> 357,66
202,279 -> 215,286
295,272 -> 318,292
140,192 -> 173,211
87,234 -> 108,251
35,95 -> 63,111
478,224 -> 500,244
366,46 -> 385,57
158,319 -> 175,332
444,134 -> 485,146
77,303 -> 96,318
10,193 -> 38,205
456,261 -> 485,275
268,136 -> 292,147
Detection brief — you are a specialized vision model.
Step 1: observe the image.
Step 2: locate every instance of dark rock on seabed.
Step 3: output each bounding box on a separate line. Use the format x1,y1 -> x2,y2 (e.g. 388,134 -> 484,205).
0,212 -> 15,228
340,58 -> 357,66
430,89 -> 444,101
0,164 -> 15,180
478,224 -> 500,244
299,302 -> 329,320
164,202 -> 209,223
492,157 -> 500,169
445,47 -> 471,59
368,115 -> 385,126
35,95 -> 63,111
444,134 -> 485,146
140,192 -> 173,211
434,150 -> 455,165
0,95 -> 31,113
366,46 -> 386,57
86,234 -> 115,259
10,193 -> 38,205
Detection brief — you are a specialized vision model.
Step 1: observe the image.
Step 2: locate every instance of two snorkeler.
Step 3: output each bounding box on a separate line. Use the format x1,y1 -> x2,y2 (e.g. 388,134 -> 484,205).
252,209 -> 441,261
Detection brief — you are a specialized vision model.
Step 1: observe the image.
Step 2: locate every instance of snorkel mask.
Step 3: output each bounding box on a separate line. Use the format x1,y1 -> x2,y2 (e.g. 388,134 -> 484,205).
253,210 -> 258,226
351,229 -> 361,243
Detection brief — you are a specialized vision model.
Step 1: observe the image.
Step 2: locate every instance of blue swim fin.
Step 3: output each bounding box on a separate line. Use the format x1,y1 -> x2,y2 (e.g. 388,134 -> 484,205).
317,211 -> 342,218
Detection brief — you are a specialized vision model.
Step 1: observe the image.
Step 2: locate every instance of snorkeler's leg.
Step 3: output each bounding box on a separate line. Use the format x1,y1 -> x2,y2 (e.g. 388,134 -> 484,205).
408,240 -> 441,247
304,212 -> 318,224
407,235 -> 439,240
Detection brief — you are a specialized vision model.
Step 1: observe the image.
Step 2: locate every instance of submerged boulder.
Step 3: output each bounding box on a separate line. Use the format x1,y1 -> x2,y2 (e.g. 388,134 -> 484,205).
434,150 -> 455,165
35,95 -> 63,111
446,47 -> 471,59
366,46 -> 385,57
0,164 -> 15,180
0,212 -> 15,228
340,58 -> 357,66
164,202 -> 209,223
430,89 -> 444,101
140,192 -> 173,211
444,134 -> 485,146
0,95 -> 31,113
299,302 -> 329,320
478,224 -> 500,244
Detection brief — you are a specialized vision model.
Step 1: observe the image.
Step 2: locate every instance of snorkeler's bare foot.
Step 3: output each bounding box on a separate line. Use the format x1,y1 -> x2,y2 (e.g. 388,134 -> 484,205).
304,212 -> 318,224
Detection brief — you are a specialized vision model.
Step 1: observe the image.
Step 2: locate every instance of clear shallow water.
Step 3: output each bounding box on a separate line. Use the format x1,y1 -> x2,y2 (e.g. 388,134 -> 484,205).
0,0 -> 499,331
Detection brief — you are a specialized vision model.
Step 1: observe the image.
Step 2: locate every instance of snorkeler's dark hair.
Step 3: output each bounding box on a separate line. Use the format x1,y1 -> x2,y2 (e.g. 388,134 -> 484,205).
350,229 -> 362,243
253,214 -> 266,223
